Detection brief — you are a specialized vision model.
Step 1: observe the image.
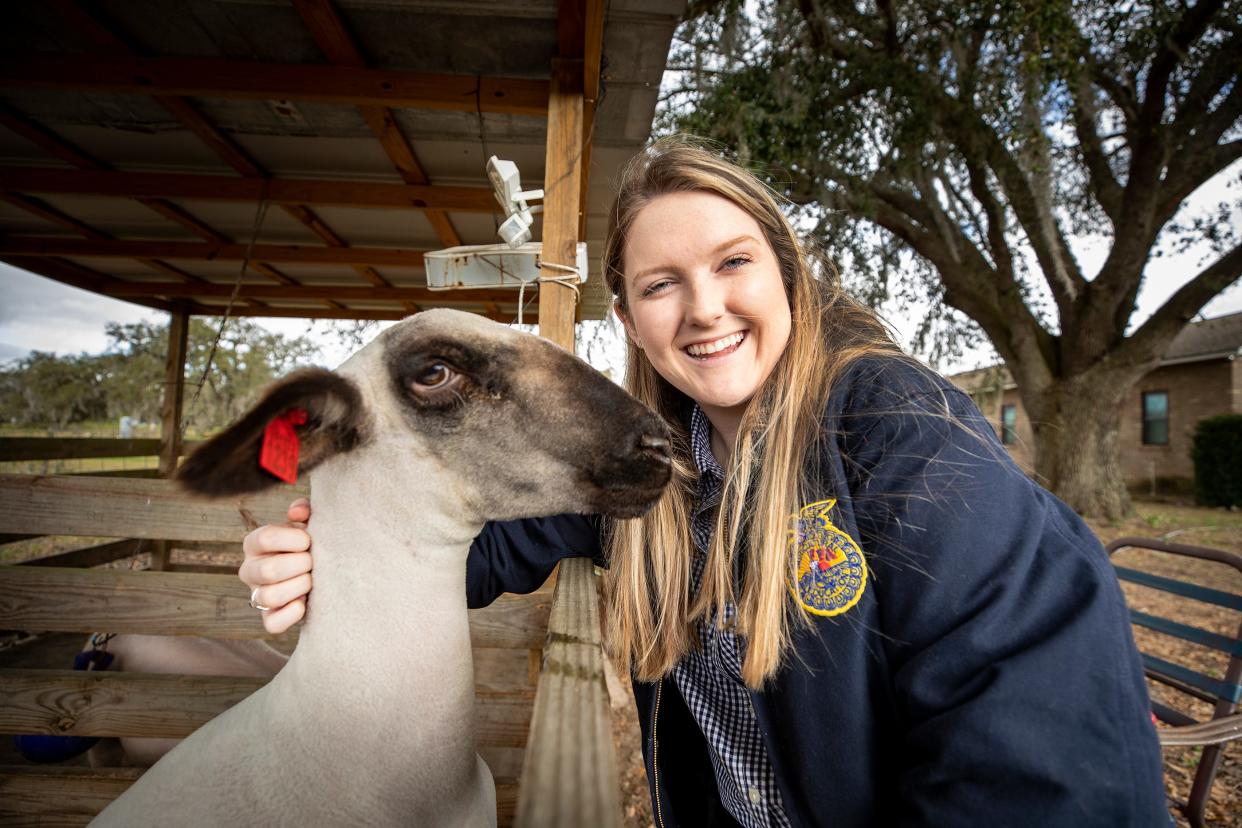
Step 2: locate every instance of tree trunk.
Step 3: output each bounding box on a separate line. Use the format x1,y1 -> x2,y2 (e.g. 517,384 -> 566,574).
1026,370 -> 1135,520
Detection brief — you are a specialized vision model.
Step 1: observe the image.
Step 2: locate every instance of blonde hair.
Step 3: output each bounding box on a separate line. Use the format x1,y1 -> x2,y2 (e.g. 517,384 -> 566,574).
601,136 -> 900,687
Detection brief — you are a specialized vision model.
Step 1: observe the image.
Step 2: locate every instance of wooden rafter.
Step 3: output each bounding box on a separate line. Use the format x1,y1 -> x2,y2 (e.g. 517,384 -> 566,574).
48,2 -> 375,310
0,94 -> 278,296
293,0 -> 464,249
181,304 -> 513,323
1,238 -> 428,267
96,283 -> 525,303
0,54 -> 551,117
0,168 -> 497,212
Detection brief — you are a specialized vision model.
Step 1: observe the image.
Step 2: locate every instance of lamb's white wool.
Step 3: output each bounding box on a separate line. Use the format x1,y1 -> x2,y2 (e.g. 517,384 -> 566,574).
89,310 -> 670,827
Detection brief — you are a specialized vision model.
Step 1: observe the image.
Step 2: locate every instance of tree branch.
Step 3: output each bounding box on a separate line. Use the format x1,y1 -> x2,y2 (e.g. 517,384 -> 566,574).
1157,138 -> 1242,226
960,154 -> 1017,285
1138,0 -> 1226,135
1126,240 -> 1242,365
1068,71 -> 1124,224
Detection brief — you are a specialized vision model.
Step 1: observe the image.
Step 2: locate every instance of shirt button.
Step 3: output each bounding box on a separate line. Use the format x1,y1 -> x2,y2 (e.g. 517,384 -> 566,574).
748,787 -> 761,805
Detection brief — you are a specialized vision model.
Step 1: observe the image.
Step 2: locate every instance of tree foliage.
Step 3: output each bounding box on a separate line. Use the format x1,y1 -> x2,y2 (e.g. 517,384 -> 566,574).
0,318 -> 318,433
666,0 -> 1242,517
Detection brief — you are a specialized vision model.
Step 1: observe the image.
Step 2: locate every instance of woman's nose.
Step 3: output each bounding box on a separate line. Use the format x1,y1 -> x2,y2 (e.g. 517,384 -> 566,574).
683,277 -> 725,326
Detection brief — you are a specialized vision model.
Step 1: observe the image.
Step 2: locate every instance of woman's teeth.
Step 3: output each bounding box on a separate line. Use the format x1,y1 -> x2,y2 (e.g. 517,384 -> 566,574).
686,332 -> 745,357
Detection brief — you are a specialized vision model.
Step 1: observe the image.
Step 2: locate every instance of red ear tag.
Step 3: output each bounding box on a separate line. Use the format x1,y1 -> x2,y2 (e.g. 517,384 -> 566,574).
259,408 -> 309,484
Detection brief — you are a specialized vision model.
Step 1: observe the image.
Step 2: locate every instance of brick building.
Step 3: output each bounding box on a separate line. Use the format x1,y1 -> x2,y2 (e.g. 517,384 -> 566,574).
949,311 -> 1242,493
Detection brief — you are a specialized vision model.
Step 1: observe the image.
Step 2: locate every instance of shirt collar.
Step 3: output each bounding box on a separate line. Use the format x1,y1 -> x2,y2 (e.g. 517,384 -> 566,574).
690,404 -> 725,487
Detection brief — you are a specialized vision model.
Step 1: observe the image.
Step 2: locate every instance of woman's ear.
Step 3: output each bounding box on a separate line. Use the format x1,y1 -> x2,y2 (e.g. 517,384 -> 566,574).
613,300 -> 642,349
176,369 -> 368,497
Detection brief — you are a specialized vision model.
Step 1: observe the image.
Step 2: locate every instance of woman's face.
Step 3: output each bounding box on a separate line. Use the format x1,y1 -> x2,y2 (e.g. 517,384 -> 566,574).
617,190 -> 793,429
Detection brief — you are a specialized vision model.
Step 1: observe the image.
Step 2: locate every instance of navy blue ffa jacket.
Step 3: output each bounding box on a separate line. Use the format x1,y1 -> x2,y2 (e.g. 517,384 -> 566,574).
465,356 -> 1168,827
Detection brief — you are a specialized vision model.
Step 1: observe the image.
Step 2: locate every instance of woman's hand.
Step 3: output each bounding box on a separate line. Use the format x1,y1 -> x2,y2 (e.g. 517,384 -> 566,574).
239,498 -> 314,634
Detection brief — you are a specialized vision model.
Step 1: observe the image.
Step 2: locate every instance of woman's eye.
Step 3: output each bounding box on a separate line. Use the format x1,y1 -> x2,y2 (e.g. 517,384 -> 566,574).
642,280 -> 671,296
411,363 -> 453,389
722,255 -> 752,270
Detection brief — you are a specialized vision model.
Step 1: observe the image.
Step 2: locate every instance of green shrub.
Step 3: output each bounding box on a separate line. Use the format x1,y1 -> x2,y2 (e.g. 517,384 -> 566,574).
1192,414 -> 1242,507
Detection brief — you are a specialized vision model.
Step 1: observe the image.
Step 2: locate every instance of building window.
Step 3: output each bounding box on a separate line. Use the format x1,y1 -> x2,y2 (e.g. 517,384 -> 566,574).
1001,404 -> 1017,445
1142,391 -> 1169,445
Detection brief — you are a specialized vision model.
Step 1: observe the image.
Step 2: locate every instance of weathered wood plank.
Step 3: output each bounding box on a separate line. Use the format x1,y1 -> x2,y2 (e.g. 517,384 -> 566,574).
0,568 -> 272,639
17,539 -> 143,569
0,568 -> 550,648
0,475 -> 303,541
0,766 -> 143,828
0,438 -> 199,462
0,669 -> 263,738
516,557 -> 621,827
536,58 -> 584,353
0,766 -> 518,828
0,669 -> 533,747
474,647 -> 540,694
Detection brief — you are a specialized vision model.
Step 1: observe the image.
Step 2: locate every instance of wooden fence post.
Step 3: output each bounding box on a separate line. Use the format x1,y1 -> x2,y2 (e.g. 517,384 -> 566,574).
153,308 -> 189,570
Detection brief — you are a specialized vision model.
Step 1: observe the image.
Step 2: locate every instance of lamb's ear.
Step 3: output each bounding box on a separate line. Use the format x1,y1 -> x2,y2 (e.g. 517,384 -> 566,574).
176,368 -> 367,497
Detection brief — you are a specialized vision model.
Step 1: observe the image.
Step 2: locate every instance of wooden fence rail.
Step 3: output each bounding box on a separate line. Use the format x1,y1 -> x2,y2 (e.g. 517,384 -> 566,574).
0,567 -> 551,649
0,438 -> 200,462
0,475 -> 300,542
0,473 -> 606,828
0,668 -> 534,747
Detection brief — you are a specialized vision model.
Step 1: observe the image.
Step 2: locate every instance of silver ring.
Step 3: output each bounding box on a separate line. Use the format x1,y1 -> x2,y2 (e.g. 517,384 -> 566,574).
249,587 -> 273,613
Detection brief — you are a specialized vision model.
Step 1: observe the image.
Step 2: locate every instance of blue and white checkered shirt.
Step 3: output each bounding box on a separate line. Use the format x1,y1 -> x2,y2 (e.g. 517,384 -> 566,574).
671,405 -> 790,828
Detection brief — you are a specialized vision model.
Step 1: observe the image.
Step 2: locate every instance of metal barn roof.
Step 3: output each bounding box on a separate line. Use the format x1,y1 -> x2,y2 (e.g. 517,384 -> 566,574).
0,0 -> 684,323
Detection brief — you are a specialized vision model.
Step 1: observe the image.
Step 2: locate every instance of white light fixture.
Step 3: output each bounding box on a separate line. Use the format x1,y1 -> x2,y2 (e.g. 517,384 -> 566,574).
424,157 -> 585,294
486,156 -> 544,248
425,241 -> 588,290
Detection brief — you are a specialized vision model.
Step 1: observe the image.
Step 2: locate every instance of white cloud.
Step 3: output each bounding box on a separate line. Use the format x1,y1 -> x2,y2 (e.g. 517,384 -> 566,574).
0,264 -> 165,357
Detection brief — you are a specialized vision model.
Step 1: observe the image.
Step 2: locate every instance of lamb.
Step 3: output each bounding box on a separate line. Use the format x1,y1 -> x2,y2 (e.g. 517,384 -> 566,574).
89,308 -> 671,827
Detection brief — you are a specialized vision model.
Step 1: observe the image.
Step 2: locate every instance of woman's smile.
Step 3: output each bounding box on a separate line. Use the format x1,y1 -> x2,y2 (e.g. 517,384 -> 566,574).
684,330 -> 748,359
616,190 -> 793,443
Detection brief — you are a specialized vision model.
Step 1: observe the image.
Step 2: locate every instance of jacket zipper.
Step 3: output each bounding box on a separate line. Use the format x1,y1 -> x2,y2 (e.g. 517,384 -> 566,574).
652,679 -> 666,828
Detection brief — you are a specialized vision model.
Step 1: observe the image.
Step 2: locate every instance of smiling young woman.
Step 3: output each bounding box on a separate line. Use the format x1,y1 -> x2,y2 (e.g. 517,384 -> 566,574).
601,145 -> 898,689
237,136 -> 1167,827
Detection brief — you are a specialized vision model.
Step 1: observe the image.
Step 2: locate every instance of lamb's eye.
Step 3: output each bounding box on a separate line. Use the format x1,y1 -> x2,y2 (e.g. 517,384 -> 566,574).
411,363 -> 453,389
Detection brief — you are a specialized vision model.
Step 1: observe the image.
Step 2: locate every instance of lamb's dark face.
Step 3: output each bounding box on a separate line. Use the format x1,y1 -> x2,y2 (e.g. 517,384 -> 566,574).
377,310 -> 670,520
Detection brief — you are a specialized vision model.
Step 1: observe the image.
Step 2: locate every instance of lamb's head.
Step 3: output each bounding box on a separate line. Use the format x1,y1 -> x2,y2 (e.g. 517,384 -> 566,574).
176,309 -> 671,522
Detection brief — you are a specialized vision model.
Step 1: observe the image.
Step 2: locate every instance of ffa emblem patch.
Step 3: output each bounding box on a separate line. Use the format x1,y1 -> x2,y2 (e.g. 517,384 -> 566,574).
790,498 -> 867,617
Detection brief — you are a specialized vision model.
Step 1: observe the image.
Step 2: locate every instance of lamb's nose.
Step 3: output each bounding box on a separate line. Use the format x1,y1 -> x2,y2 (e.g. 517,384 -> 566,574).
639,433 -> 671,463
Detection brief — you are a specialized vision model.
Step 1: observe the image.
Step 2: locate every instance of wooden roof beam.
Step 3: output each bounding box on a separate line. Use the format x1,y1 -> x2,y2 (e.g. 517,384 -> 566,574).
96,282 -> 524,304
0,237 -> 429,268
0,168 -> 497,212
181,304 -> 512,323
0,54 -> 551,116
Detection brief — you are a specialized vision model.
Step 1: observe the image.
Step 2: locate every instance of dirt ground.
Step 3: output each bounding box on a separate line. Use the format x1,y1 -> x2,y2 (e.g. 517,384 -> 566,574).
609,500 -> 1242,828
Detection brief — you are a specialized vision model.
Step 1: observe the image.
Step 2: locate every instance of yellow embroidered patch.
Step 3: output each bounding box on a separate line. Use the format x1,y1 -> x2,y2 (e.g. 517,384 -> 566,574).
789,498 -> 867,617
